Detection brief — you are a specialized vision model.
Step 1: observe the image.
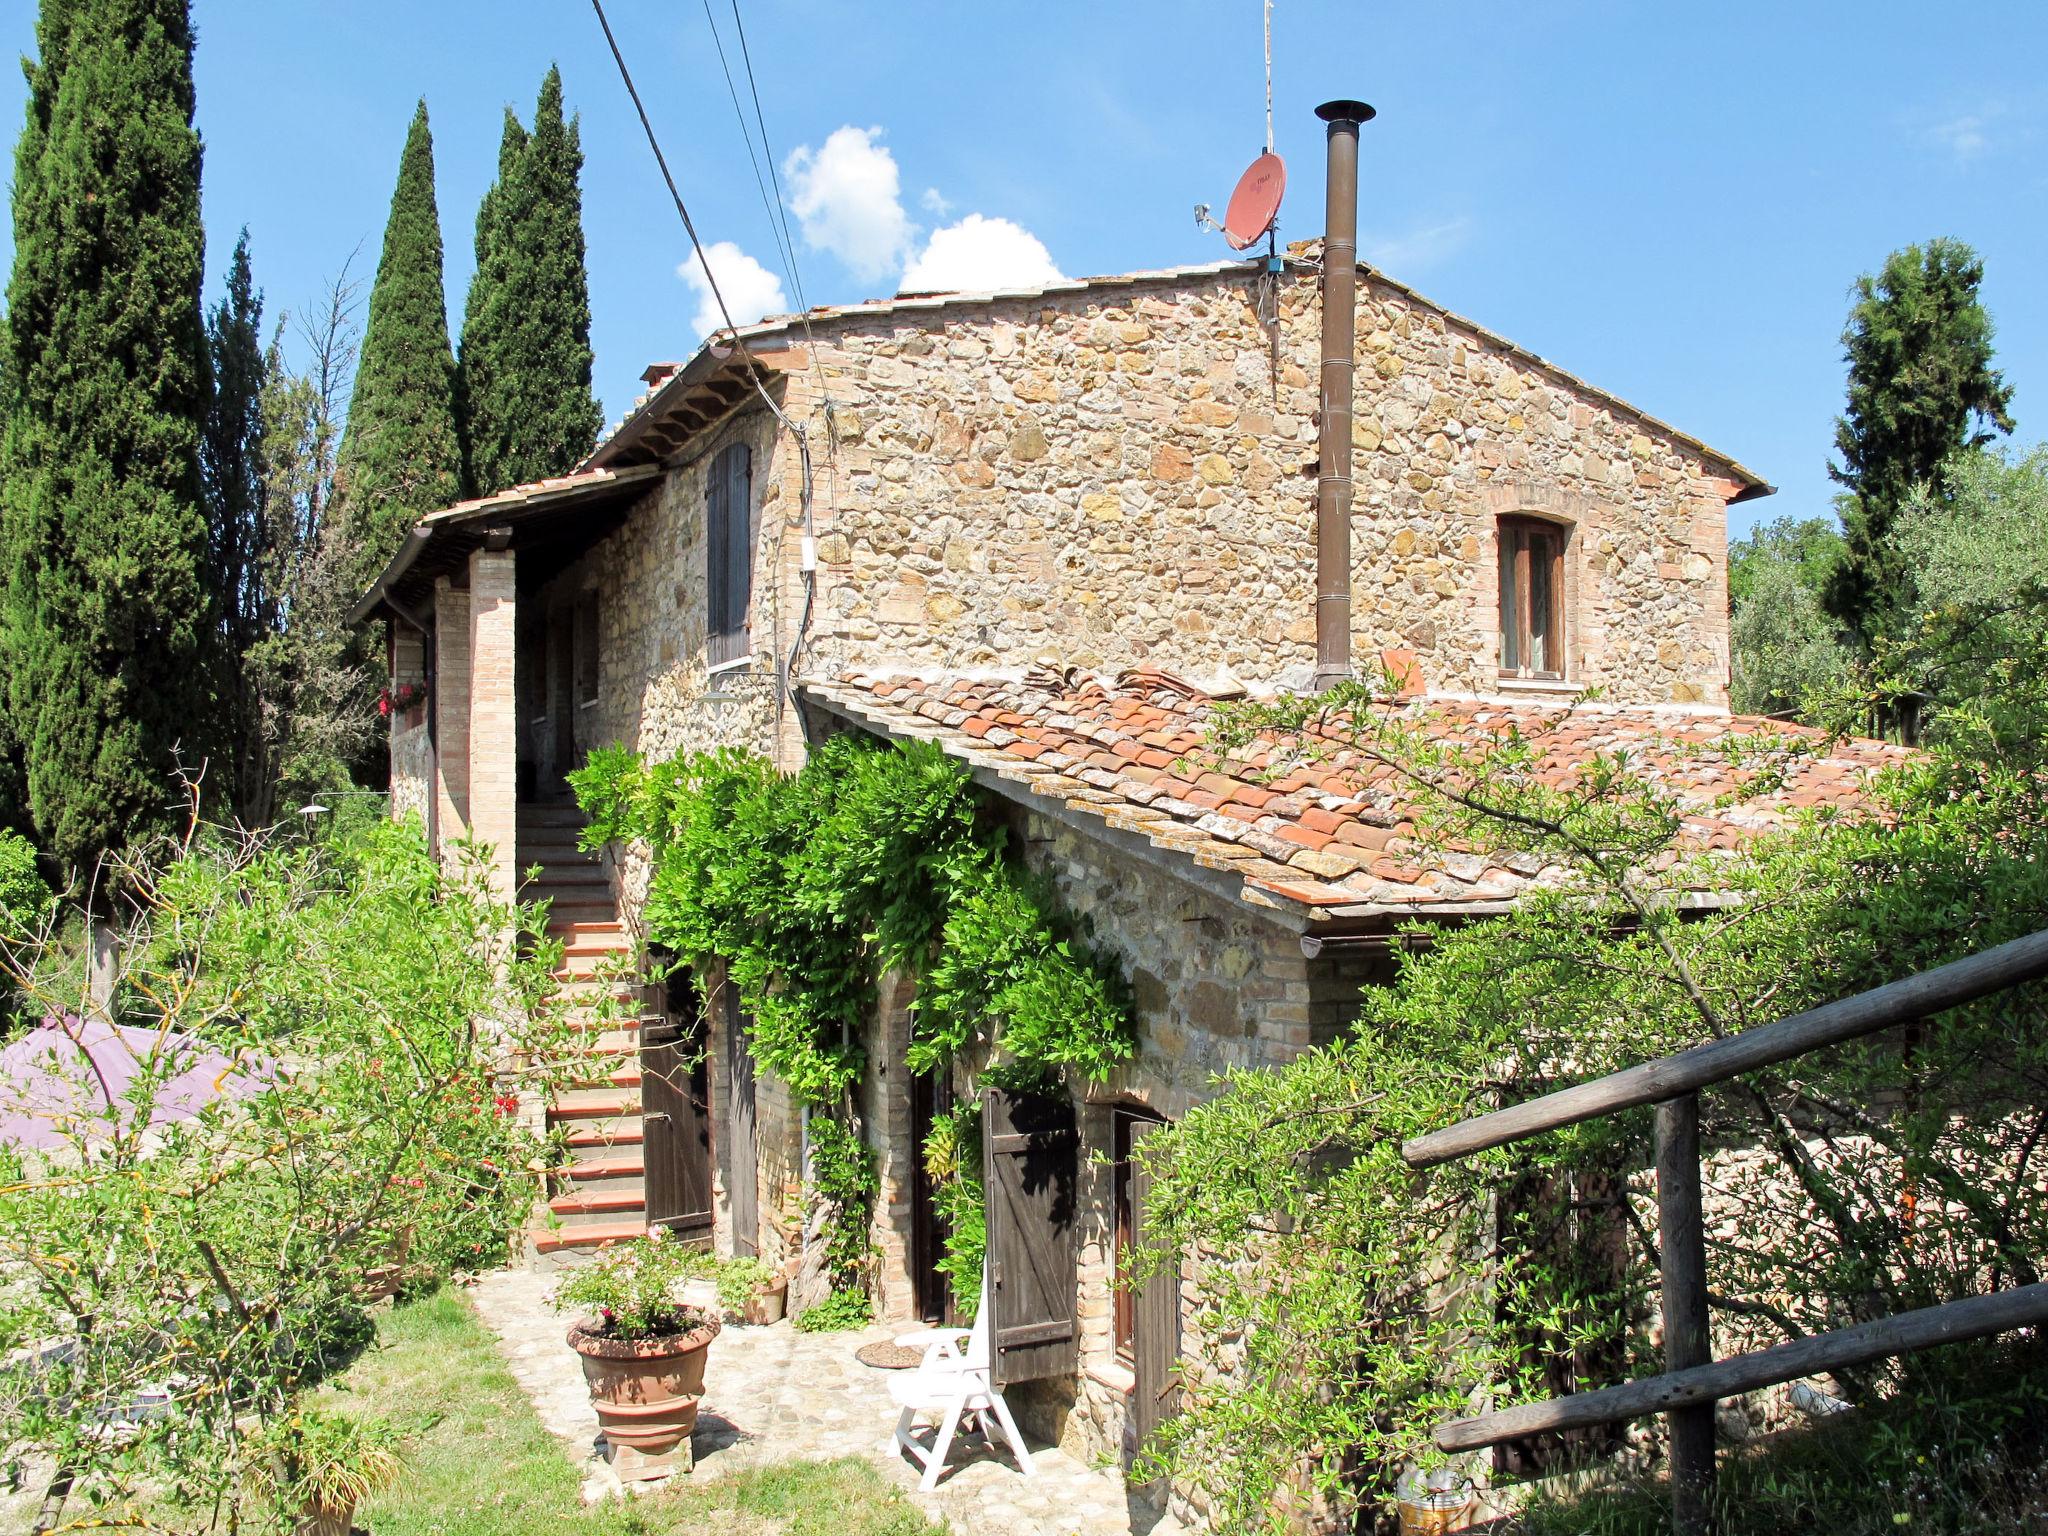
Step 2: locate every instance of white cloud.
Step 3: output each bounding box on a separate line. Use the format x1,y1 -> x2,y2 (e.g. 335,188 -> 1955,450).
783,126 -> 915,283
676,240 -> 788,340
1928,112 -> 1992,164
901,214 -> 1063,295
920,186 -> 953,218
1361,215 -> 1473,276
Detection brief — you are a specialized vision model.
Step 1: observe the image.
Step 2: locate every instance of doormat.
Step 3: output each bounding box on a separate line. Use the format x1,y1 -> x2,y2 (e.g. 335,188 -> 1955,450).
854,1341 -> 925,1370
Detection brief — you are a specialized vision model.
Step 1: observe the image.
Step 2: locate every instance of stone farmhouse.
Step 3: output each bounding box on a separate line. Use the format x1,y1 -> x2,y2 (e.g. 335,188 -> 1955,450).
356,106 -> 1904,1508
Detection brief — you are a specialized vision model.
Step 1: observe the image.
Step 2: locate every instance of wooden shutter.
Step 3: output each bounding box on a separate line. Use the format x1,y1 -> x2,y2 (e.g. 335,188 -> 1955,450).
706,443 -> 752,667
983,1084 -> 1079,1386
1127,1116 -> 1182,1457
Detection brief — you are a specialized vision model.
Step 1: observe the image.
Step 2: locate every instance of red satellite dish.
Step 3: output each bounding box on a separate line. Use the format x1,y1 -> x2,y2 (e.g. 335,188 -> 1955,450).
1222,152 -> 1286,250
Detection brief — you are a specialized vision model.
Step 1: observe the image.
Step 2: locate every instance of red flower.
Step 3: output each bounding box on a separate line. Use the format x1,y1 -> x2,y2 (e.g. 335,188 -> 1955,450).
493,1093 -> 519,1117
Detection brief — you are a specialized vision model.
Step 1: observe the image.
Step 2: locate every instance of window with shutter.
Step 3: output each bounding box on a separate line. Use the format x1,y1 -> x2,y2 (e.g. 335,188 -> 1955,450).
706,442 -> 753,668
1498,515 -> 1567,680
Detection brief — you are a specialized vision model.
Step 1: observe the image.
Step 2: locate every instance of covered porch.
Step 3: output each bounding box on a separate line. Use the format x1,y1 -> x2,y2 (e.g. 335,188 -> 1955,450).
353,464 -> 661,902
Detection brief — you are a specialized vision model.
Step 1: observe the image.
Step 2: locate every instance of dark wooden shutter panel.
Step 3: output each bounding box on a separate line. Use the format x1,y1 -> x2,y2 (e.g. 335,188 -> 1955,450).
641,979 -> 713,1246
705,457 -> 730,645
1127,1117 -> 1181,1455
726,444 -> 752,654
983,1084 -> 1079,1386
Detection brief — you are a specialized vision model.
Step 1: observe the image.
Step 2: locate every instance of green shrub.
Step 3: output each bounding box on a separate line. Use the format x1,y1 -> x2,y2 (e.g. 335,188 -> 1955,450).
0,829 -> 51,939
793,1289 -> 874,1333
715,1256 -> 776,1314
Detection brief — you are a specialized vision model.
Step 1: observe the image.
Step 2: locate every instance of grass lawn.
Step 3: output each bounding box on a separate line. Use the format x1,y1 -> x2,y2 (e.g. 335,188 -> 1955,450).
318,1287 -> 938,1536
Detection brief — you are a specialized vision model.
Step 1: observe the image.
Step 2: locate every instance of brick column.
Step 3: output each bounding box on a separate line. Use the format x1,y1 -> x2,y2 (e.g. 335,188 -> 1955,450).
432,578 -> 471,851
467,547 -> 519,909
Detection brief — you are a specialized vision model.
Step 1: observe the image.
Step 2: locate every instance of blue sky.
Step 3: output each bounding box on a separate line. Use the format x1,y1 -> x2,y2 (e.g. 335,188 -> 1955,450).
4,1 -> 2044,537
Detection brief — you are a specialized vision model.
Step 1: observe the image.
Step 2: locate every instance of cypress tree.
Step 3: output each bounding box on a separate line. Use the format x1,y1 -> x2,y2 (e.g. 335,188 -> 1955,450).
1824,239 -> 2015,645
336,100 -> 462,595
456,108 -> 529,496
458,67 -> 602,497
0,0 -> 212,875
202,230 -> 276,824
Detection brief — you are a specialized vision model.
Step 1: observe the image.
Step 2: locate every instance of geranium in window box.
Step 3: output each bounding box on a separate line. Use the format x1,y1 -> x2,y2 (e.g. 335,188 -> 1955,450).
376,682 -> 424,719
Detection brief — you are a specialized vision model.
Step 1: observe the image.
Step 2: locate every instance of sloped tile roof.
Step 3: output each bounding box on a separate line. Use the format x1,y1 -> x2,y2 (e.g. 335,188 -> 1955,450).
799,671 -> 1911,922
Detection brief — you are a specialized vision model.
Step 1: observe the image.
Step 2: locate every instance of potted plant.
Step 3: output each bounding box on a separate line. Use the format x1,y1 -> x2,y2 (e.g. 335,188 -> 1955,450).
715,1256 -> 787,1325
249,1408 -> 405,1536
551,1228 -> 720,1479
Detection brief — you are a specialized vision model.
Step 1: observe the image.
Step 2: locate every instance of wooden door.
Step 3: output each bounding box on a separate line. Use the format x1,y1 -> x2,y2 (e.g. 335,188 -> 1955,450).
1127,1116 -> 1181,1457
641,984 -> 713,1246
983,1084 -> 1079,1387
723,984 -> 759,1258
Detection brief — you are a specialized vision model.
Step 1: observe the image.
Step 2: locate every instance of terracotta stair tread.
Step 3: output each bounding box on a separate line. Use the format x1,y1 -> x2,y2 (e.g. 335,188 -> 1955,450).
563,1154 -> 645,1180
547,1091 -> 639,1120
563,1123 -> 643,1148
549,1187 -> 648,1216
532,1218 -> 649,1254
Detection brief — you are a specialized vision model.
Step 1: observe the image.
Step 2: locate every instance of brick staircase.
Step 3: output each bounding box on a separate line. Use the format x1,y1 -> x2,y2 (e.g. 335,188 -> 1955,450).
518,801 -> 652,1264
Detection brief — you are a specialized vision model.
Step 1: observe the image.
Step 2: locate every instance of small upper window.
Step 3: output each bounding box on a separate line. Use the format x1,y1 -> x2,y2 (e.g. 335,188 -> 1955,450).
706,442 -> 753,667
1499,516 -> 1565,679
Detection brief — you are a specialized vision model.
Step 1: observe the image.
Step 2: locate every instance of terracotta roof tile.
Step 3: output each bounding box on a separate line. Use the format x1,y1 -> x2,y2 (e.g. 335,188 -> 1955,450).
799,671 -> 1911,920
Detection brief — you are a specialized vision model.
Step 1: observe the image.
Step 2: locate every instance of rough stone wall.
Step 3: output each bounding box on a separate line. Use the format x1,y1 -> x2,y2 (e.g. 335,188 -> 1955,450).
387,624 -> 431,827
738,256 -> 1741,704
390,721 -> 432,829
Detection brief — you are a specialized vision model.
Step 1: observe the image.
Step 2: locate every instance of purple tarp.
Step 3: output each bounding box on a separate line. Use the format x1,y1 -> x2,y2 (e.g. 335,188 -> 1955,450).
0,1013 -> 273,1153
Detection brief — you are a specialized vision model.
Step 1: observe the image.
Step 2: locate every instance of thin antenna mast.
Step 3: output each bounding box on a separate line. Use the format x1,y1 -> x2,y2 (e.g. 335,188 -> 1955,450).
1264,0 -> 1275,154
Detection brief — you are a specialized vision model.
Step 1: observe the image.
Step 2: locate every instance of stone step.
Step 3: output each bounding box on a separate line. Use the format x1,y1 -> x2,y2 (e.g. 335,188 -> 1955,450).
545,902 -> 621,932
562,1151 -> 645,1182
562,1120 -> 643,1150
547,1087 -> 640,1121
518,802 -> 587,828
525,867 -> 611,895
531,1217 -> 648,1256
549,1184 -> 649,1224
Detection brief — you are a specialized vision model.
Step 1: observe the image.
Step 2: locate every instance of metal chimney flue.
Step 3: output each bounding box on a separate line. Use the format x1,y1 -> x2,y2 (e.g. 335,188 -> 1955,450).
1313,98 -> 1374,692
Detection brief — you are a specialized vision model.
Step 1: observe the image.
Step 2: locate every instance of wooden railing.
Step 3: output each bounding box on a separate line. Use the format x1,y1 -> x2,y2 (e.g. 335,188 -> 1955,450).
1400,927 -> 2048,1535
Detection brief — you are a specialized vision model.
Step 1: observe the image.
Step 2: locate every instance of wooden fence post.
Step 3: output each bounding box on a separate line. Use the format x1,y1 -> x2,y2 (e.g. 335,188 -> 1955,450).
1656,1093 -> 1714,1536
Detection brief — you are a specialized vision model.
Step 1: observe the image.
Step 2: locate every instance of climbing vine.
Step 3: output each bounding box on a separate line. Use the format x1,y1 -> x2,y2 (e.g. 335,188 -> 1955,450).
570,731 -> 1135,1311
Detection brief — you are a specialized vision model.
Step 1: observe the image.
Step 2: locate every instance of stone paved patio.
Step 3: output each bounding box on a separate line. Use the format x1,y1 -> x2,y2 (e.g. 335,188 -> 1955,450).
468,1267 -> 1185,1536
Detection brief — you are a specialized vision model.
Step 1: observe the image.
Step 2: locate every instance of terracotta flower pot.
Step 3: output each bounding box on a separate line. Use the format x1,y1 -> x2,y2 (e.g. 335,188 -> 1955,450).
295,1504 -> 353,1536
742,1279 -> 787,1326
566,1316 -> 721,1479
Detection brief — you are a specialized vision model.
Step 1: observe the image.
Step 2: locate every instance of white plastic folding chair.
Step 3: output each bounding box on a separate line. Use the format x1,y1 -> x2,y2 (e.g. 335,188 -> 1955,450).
887,1271 -> 1033,1492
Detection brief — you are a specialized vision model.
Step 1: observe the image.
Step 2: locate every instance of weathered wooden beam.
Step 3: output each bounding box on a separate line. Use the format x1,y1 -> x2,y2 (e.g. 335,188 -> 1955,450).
1656,1094 -> 1715,1536
1403,927 -> 2048,1168
1434,1282 -> 2048,1454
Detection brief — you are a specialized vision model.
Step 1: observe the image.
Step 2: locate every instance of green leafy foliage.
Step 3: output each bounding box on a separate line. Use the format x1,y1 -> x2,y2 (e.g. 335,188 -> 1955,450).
0,813 -> 579,1530
550,1228 -> 715,1340
335,100 -> 462,596
0,827 -> 51,937
1826,239 -> 2015,644
793,1288 -> 875,1333
248,1407 -> 407,1520
921,1100 -> 986,1317
1728,516 -> 1854,719
1136,682 -> 2048,1530
570,732 -> 1135,1314
808,1111 -> 881,1283
714,1255 -> 777,1314
1,0 -> 213,874
457,66 -> 602,496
